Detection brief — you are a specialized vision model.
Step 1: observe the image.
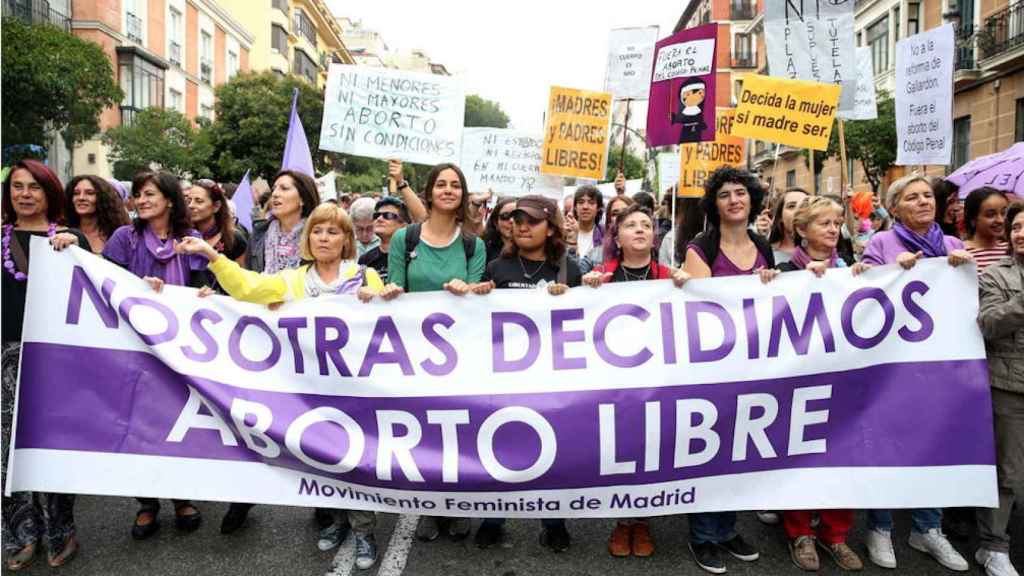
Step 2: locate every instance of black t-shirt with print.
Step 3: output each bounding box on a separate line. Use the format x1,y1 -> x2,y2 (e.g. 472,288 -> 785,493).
358,246 -> 390,284
484,255 -> 582,289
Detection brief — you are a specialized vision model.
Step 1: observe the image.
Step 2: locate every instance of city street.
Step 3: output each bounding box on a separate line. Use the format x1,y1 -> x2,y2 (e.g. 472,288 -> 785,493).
5,495 -> 1021,575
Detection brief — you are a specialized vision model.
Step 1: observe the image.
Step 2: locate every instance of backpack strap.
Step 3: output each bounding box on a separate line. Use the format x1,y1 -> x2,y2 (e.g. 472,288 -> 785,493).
557,253 -> 568,285
748,229 -> 776,268
461,233 -> 476,277
402,223 -> 422,290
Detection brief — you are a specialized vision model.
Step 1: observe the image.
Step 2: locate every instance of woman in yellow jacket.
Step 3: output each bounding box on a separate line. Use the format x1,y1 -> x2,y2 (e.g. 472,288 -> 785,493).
175,202 -> 384,568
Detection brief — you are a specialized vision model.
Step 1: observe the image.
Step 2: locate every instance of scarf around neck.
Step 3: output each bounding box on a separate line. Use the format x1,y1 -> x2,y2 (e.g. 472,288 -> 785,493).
789,245 -> 838,270
264,218 -> 304,274
143,226 -> 186,285
893,222 -> 949,258
305,261 -> 365,297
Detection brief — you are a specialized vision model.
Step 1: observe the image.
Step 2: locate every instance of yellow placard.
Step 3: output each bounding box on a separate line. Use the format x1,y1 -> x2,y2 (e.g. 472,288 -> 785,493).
541,86 -> 613,180
732,75 -> 841,151
678,108 -> 747,198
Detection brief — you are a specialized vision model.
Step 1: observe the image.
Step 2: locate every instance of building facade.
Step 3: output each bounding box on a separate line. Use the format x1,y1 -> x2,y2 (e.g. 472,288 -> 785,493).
218,0 -> 354,89
67,0 -> 253,178
676,0 -> 1024,197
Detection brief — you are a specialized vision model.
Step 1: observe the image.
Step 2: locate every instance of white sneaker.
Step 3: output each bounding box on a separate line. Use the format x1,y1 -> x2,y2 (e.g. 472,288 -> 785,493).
865,528 -> 897,569
976,548 -> 1021,576
908,529 -> 968,572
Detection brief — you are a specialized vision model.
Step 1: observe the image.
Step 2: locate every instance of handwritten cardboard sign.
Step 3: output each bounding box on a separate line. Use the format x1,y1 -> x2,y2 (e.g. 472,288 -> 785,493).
461,128 -> 562,198
605,26 -> 660,100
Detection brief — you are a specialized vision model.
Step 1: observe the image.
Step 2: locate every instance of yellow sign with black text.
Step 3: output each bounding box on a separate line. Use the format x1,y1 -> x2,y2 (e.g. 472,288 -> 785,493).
541,86 -> 613,180
732,75 -> 841,151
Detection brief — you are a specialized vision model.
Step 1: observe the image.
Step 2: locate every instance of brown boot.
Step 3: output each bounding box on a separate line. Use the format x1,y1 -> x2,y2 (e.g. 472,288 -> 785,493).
790,536 -> 820,571
819,540 -> 864,571
631,522 -> 654,557
608,522 -> 631,557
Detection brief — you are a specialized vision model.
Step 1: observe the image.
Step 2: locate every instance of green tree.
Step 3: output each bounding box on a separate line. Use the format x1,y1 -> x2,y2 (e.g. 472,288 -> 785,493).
605,145 -> 645,181
465,95 -> 509,128
1,18 -> 122,159
206,71 -> 325,181
826,93 -> 897,194
104,108 -> 212,180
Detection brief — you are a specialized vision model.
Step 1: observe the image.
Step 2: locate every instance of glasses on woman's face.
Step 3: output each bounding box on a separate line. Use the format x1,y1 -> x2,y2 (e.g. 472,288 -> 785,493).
498,211 -> 516,221
373,211 -> 401,222
512,213 -> 544,226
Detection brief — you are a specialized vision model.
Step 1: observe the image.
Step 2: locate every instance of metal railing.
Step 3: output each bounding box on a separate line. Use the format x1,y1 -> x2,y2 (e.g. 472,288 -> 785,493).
126,12 -> 143,43
732,52 -> 755,68
730,1 -> 756,20
200,59 -> 212,84
955,23 -> 976,70
980,0 -> 1024,59
169,41 -> 182,66
2,0 -> 70,31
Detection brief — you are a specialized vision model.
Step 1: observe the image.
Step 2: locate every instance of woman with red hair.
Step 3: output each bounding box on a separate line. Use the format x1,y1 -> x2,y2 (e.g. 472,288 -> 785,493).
2,160 -> 89,570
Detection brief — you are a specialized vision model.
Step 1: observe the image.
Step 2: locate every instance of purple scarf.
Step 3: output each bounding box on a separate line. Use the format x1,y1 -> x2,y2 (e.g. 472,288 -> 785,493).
789,245 -> 838,270
143,226 -> 186,285
893,222 -> 949,258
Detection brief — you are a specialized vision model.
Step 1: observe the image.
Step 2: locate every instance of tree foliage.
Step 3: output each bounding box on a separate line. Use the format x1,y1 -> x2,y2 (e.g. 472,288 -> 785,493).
1,17 -> 122,151
206,72 -> 325,181
826,93 -> 898,193
464,95 -> 510,128
104,108 -> 212,180
605,145 -> 645,181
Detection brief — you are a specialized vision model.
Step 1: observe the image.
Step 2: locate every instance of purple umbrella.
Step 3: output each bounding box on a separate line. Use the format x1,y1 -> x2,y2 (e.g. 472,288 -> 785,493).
947,142 -> 1024,199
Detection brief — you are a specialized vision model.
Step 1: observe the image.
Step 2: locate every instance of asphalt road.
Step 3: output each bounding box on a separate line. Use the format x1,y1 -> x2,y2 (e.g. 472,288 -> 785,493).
5,496 -> 1021,575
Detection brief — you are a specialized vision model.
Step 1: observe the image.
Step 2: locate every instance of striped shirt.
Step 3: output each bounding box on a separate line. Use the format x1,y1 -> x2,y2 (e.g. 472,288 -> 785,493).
967,242 -> 1009,273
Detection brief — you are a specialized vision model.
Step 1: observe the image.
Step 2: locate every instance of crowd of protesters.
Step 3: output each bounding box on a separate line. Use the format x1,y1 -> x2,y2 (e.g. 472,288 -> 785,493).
1,156 -> 1020,576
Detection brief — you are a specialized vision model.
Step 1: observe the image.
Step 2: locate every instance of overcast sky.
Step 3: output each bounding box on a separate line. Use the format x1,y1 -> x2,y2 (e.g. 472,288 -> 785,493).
324,1 -> 683,134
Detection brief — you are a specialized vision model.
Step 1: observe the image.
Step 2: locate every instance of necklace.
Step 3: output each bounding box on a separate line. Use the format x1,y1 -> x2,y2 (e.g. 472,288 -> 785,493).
518,256 -> 546,280
3,222 -> 57,281
621,264 -> 650,281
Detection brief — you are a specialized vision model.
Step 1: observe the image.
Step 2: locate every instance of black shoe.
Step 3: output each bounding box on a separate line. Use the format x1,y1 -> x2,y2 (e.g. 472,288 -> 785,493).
475,521 -> 503,549
719,534 -> 759,562
220,503 -> 252,535
131,508 -> 160,541
689,541 -> 727,574
539,523 -> 570,553
174,503 -> 202,532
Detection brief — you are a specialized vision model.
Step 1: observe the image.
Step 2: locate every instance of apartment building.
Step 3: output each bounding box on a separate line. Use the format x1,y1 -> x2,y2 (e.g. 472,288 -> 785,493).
218,0 -> 354,89
66,0 -> 253,178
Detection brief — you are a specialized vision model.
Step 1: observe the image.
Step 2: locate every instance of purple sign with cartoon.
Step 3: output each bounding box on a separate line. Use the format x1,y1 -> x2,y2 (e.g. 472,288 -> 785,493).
646,24 -> 718,147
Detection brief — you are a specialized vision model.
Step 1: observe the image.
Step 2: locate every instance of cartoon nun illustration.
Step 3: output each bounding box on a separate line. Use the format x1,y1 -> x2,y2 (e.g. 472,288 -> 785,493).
671,78 -> 707,144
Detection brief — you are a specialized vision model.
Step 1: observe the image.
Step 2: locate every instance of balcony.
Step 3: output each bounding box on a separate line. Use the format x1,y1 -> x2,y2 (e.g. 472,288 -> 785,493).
954,23 -> 982,86
978,0 -> 1024,67
200,58 -> 212,84
126,12 -> 143,44
169,41 -> 181,67
730,1 -> 756,21
732,52 -> 755,68
2,0 -> 70,31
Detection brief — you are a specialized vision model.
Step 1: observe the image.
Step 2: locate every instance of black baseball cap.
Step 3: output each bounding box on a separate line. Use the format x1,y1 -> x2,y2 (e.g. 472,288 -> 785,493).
511,195 -> 559,226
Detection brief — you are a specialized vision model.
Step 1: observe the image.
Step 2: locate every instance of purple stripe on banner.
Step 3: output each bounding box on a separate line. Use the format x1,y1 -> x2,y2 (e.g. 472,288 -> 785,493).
16,342 -> 994,492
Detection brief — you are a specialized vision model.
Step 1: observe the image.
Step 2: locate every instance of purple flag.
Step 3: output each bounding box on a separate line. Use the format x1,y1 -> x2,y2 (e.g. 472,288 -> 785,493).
233,170 -> 253,231
282,88 -> 315,177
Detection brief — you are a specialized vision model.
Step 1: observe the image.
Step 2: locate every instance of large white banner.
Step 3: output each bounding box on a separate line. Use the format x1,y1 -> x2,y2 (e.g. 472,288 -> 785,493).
319,65 -> 465,165
460,128 -> 563,198
896,24 -> 955,166
838,47 -> 879,121
765,0 -> 857,113
9,242 -> 996,517
604,26 -> 660,100
657,151 -> 681,196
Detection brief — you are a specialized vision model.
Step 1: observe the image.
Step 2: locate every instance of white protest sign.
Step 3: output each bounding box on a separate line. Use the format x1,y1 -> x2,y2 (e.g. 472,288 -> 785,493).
765,0 -> 857,113
651,38 -> 715,83
461,128 -> 562,198
657,151 -> 680,195
605,26 -> 660,100
315,172 -> 337,201
839,47 -> 878,121
319,65 -> 465,165
895,24 -> 954,166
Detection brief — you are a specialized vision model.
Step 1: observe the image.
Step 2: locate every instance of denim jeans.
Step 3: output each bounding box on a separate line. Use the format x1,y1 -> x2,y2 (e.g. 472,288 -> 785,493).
867,508 -> 942,534
689,511 -> 738,544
